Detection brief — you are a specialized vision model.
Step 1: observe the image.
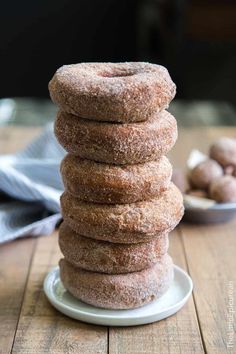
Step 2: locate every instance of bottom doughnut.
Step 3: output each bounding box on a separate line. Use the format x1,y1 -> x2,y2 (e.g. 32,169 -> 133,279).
59,255 -> 174,309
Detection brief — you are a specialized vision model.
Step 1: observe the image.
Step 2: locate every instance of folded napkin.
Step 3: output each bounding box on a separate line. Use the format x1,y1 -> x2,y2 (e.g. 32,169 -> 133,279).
0,124 -> 65,243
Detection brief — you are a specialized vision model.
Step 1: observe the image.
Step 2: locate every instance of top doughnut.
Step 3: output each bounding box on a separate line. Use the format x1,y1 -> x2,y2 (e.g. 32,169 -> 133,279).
49,62 -> 176,123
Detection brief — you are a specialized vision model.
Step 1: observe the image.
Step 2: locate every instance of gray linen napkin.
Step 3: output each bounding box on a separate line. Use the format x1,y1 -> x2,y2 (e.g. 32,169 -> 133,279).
0,124 -> 65,243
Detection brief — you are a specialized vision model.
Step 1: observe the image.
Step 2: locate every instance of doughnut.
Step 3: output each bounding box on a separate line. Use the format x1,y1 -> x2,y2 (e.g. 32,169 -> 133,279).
210,137 -> 236,167
209,175 -> 236,203
59,255 -> 173,309
172,168 -> 189,193
189,159 -> 223,189
60,182 -> 184,243
49,62 -> 176,123
61,154 -> 172,204
55,110 -> 177,165
59,222 -> 169,274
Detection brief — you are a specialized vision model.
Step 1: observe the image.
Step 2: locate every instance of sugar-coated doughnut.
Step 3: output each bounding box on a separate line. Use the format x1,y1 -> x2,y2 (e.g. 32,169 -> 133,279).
189,159 -> 223,189
59,222 -> 169,274
55,110 -> 177,165
60,182 -> 184,243
49,62 -> 176,123
61,154 -> 172,204
209,175 -> 236,203
59,255 -> 173,309
210,137 -> 236,167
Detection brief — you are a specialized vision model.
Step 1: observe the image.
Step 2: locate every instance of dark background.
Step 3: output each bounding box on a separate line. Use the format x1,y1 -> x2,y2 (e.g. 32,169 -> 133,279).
1,0 -> 236,103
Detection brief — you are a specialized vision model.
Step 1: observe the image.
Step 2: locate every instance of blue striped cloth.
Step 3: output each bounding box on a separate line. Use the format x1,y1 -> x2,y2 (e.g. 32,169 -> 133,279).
0,124 -> 65,243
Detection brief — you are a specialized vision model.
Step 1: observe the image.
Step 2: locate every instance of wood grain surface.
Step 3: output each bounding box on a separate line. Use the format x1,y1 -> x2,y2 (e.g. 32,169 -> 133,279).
0,126 -> 235,354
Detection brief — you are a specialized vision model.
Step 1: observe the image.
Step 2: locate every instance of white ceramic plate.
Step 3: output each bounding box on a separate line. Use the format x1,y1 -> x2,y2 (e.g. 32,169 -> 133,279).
44,265 -> 193,326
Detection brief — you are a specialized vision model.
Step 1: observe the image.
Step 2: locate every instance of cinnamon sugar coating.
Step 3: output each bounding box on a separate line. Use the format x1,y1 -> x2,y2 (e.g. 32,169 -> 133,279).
59,255 -> 173,309
61,154 -> 172,204
49,62 -> 176,123
60,182 -> 184,243
55,110 -> 177,165
59,222 -> 169,274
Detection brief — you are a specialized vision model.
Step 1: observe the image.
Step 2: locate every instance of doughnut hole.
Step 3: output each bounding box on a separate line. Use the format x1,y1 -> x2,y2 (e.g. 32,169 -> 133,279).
209,175 -> 236,203
210,137 -> 236,167
189,159 -> 223,190
224,165 -> 235,175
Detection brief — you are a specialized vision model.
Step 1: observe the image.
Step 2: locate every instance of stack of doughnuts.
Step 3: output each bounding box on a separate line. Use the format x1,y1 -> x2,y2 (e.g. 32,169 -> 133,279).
49,62 -> 184,309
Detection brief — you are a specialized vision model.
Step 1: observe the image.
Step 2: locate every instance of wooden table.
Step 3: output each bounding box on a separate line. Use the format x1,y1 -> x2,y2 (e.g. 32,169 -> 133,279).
0,126 -> 236,354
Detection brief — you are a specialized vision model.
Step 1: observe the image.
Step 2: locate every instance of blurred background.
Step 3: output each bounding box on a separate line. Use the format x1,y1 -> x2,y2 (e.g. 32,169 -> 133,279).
0,0 -> 236,126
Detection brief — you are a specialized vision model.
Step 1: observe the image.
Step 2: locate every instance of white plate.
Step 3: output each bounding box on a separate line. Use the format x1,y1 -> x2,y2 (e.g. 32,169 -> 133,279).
44,265 -> 193,326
